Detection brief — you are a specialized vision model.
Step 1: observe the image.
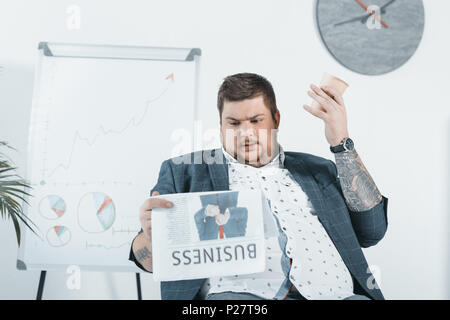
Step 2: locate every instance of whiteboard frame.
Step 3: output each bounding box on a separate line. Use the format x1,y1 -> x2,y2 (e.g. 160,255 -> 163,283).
17,42 -> 201,273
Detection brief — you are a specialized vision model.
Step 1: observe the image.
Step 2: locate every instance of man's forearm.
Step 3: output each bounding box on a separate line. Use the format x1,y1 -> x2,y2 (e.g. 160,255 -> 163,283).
334,149 -> 382,212
132,232 -> 153,272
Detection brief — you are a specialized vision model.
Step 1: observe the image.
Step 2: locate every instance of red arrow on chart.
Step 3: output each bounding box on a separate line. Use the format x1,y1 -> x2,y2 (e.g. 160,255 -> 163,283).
165,73 -> 174,81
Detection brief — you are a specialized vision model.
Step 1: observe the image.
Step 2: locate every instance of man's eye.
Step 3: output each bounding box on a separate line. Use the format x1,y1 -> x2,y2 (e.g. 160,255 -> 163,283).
230,122 -> 239,126
251,119 -> 260,123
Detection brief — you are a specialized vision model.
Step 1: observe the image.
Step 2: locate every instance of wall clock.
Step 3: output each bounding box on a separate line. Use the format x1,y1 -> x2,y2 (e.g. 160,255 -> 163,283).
315,0 -> 425,75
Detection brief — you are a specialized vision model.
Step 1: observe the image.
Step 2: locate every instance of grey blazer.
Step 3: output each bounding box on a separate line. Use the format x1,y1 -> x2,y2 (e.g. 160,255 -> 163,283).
129,148 -> 389,300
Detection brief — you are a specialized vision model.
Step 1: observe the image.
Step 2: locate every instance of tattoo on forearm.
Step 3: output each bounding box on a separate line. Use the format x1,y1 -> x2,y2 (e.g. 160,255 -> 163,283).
334,149 -> 382,212
135,247 -> 152,263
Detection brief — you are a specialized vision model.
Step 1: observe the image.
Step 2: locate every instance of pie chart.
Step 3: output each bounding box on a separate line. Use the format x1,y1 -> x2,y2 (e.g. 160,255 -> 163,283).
39,195 -> 66,219
46,225 -> 71,247
77,192 -> 116,233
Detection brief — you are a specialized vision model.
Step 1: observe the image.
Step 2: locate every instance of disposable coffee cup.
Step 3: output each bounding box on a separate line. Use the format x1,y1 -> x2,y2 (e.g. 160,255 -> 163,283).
311,73 -> 349,111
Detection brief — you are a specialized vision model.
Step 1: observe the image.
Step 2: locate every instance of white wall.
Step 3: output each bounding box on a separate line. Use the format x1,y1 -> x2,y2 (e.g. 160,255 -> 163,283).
0,0 -> 449,299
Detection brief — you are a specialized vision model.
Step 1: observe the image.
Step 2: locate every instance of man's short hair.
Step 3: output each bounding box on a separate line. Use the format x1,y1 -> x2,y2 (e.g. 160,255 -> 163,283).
217,73 -> 278,122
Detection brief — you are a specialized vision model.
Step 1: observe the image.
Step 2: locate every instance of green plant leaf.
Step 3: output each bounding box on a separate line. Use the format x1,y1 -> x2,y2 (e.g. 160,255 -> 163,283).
0,140 -> 39,246
10,209 -> 21,246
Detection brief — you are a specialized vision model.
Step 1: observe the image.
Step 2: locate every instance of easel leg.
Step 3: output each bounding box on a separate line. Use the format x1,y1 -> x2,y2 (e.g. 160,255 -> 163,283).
36,270 -> 47,300
136,273 -> 142,300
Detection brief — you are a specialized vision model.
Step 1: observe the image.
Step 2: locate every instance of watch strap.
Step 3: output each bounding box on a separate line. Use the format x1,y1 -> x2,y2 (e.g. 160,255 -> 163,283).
330,137 -> 352,153
330,143 -> 346,153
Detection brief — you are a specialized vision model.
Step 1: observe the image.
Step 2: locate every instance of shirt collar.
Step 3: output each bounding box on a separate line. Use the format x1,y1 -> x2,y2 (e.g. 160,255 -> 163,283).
221,143 -> 285,168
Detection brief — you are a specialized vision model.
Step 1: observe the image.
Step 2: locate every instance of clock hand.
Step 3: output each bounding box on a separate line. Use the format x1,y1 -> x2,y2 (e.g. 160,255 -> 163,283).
361,0 -> 396,24
355,0 -> 389,28
334,0 -> 394,28
335,7 -> 387,27
337,9 -> 387,27
334,14 -> 369,27
361,8 -> 386,24
380,0 -> 396,10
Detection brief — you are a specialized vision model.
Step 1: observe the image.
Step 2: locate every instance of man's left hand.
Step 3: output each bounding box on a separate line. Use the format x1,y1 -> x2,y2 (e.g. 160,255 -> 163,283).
303,84 -> 349,147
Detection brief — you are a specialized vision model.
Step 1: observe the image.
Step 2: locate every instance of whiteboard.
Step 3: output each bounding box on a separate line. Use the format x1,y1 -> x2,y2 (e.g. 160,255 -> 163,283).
17,42 -> 201,272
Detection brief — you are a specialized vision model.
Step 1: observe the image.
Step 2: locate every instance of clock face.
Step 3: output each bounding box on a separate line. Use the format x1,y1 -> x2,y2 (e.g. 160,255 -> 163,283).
316,0 -> 425,75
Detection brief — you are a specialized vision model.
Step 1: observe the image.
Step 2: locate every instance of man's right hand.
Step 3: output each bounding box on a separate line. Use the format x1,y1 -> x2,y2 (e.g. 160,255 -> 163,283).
139,190 -> 174,242
133,191 -> 174,272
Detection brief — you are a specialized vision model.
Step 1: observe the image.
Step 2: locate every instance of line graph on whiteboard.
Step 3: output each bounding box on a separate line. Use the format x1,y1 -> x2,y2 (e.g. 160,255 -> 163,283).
37,72 -> 175,186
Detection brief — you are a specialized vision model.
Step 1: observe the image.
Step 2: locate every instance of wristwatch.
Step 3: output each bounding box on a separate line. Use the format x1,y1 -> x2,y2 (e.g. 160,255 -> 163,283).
330,137 -> 354,153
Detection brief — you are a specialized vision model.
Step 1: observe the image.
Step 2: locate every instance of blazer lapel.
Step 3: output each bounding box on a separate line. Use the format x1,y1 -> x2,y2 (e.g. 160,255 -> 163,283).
206,148 -> 230,192
283,153 -> 331,228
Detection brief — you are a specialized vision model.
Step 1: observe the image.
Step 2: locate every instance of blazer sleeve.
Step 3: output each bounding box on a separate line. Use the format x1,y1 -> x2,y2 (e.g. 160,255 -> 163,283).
128,228 -> 150,272
328,160 -> 389,248
128,159 -> 178,271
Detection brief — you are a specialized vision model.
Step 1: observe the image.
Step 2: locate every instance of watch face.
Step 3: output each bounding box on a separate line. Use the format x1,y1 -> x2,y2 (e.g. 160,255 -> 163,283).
344,138 -> 354,150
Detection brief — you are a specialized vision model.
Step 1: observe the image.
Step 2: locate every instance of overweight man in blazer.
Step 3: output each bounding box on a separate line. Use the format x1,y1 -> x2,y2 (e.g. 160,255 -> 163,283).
129,73 -> 389,300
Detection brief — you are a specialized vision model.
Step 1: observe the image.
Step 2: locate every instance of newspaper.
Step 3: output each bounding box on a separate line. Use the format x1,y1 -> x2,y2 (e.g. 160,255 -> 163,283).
151,190 -> 270,281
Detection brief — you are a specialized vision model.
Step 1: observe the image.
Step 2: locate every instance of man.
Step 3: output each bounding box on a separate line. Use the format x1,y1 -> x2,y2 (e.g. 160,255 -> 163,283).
129,73 -> 388,300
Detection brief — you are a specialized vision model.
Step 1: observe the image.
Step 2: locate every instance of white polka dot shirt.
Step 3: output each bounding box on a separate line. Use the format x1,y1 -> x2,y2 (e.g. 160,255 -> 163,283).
202,144 -> 354,300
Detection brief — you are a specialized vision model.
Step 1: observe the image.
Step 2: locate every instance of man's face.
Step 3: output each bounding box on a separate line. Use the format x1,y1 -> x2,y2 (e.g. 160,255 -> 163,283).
220,95 -> 280,167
